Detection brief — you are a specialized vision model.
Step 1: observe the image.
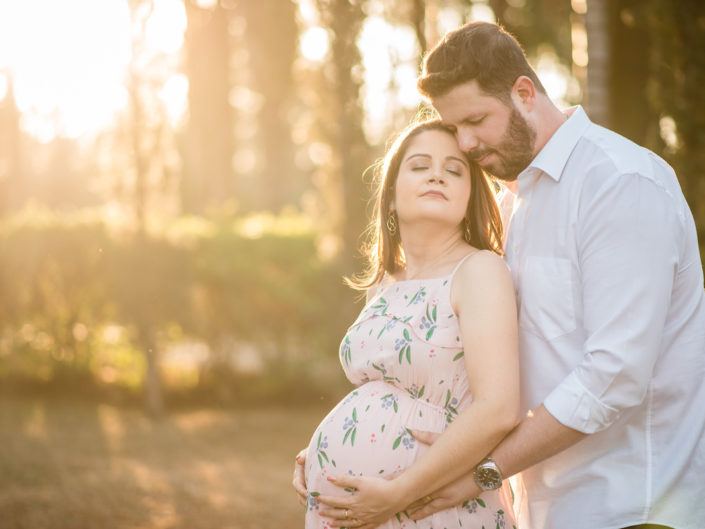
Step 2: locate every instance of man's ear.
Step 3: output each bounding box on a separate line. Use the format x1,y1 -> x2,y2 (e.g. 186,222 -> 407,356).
512,75 -> 536,111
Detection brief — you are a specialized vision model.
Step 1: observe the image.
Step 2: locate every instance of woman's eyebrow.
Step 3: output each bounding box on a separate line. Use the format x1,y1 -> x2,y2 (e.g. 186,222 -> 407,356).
447,155 -> 469,168
403,153 -> 431,162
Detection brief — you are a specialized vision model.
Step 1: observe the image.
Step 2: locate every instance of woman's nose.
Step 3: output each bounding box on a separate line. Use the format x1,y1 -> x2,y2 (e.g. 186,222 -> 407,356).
428,168 -> 445,183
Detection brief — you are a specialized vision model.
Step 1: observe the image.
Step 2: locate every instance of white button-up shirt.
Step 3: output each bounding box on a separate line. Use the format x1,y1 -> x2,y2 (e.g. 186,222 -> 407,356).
505,106 -> 705,529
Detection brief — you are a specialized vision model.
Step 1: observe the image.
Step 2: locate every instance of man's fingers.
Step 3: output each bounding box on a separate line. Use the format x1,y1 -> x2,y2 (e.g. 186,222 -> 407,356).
409,498 -> 449,520
408,503 -> 435,520
410,429 -> 441,445
407,494 -> 433,512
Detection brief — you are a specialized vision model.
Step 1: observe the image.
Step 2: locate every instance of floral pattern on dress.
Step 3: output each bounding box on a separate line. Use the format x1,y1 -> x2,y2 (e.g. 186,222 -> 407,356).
304,254 -> 516,529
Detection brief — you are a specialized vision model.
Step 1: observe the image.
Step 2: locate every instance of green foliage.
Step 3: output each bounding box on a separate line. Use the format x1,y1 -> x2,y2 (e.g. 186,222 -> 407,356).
0,209 -> 357,402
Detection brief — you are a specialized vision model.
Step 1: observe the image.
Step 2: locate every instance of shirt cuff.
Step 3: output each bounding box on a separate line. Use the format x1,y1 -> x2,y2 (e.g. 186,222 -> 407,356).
543,371 -> 620,434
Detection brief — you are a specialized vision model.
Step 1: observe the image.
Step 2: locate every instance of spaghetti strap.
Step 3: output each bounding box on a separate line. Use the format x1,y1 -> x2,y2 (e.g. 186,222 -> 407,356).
449,250 -> 483,279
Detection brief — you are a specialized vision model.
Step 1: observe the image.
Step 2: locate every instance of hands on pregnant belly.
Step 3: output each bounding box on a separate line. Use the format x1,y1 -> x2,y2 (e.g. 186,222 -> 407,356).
303,381 -> 450,527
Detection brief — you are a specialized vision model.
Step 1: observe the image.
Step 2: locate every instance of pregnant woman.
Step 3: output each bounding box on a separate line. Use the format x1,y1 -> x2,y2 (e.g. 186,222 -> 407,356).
296,119 -> 519,529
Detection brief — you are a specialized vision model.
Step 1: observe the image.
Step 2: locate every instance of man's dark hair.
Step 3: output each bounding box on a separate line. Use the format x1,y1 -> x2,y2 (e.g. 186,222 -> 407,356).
418,21 -> 546,101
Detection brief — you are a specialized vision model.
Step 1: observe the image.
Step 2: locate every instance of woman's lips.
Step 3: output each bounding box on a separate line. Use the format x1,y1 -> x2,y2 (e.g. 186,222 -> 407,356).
421,190 -> 447,199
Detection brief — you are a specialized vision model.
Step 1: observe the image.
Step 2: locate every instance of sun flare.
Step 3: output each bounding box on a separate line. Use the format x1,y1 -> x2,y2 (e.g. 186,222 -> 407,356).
0,0 -> 186,142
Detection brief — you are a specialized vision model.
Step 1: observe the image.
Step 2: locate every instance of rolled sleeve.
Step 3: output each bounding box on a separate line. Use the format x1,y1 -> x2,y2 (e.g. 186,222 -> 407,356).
544,371 -> 619,433
545,170 -> 681,434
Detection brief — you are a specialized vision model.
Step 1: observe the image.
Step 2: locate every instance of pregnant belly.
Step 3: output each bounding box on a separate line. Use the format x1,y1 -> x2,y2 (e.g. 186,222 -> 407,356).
304,380 -> 449,500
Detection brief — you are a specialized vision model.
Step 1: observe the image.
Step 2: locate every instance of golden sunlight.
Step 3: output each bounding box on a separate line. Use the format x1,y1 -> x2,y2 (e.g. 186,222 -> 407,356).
0,0 -> 186,142
299,26 -> 329,62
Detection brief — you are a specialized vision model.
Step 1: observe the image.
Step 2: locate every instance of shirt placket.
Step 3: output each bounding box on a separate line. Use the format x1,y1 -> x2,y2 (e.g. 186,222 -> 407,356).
505,169 -> 541,300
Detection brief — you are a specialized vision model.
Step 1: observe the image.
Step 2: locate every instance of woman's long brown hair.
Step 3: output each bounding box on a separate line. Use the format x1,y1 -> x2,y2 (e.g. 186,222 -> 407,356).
346,119 -> 504,291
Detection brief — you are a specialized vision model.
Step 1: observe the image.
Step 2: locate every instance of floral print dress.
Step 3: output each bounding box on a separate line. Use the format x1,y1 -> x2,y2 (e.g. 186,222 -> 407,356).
304,254 -> 516,529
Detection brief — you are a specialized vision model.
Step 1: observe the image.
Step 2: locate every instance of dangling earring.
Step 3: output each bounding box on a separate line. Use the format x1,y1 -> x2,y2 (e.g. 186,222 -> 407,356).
463,218 -> 472,242
386,211 -> 398,235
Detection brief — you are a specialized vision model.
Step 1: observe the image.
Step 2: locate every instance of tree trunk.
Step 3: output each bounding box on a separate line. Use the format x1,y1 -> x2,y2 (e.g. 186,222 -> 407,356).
139,319 -> 164,418
585,0 -> 610,127
0,77 -> 22,215
240,0 -> 300,212
182,1 -> 234,214
319,0 -> 369,267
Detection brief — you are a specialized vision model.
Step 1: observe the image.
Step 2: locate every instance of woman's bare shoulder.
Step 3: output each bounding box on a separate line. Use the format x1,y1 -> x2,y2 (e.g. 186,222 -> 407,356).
457,250 -> 509,278
452,250 -> 513,298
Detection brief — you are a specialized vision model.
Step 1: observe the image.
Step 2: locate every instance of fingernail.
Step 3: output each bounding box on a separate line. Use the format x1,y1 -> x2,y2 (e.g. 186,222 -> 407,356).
327,476 -> 337,482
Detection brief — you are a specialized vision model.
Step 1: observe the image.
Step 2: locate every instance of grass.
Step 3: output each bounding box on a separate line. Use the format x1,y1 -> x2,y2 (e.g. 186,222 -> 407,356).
0,395 -> 334,529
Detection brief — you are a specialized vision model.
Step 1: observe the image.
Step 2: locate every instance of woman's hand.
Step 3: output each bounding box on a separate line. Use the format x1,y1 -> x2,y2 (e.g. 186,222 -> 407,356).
317,474 -> 409,529
292,448 -> 308,506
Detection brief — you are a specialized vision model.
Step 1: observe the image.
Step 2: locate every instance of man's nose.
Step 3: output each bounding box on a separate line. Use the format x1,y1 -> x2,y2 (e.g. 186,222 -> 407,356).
456,130 -> 479,153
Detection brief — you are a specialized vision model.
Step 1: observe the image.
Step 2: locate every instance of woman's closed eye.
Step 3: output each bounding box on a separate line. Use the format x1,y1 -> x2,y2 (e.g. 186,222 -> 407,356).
445,164 -> 464,176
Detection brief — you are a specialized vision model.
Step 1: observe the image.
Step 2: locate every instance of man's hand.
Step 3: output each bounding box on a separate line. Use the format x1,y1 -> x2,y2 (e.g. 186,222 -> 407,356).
292,448 -> 307,506
407,472 -> 481,520
404,429 -> 481,520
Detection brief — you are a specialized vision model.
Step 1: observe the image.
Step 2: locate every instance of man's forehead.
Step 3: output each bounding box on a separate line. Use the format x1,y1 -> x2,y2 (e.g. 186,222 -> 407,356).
431,83 -> 506,120
432,97 -> 486,122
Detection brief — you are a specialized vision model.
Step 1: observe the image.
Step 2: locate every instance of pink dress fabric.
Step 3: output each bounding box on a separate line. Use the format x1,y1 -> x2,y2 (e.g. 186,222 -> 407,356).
305,254 -> 516,529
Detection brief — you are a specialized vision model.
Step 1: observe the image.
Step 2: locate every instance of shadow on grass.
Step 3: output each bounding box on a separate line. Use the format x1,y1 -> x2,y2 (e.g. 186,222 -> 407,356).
0,394 -> 336,529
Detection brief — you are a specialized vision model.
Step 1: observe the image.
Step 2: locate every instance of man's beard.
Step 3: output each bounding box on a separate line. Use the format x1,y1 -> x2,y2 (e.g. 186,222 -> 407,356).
470,107 -> 536,182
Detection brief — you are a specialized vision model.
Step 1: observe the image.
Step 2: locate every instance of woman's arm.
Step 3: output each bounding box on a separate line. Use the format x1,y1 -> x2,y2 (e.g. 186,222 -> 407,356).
316,251 -> 520,527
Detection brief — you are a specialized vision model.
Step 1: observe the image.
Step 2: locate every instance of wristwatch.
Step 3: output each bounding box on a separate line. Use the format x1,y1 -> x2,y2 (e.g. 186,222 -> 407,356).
473,456 -> 504,491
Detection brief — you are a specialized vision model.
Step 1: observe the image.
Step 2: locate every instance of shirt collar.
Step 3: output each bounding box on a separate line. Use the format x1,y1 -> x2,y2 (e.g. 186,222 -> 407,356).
524,105 -> 592,183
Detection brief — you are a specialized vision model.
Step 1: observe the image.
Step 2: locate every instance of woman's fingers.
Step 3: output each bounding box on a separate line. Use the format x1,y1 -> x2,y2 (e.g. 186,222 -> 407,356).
318,510 -> 376,529
409,428 -> 441,445
292,449 -> 308,504
318,507 -> 356,526
318,474 -> 360,500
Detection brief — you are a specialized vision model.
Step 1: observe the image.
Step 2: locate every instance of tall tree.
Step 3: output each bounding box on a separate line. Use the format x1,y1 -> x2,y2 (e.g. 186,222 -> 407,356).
583,0 -> 610,126
490,0 -> 573,64
124,0 -> 184,417
241,0 -> 301,212
0,76 -> 22,216
181,1 -> 234,214
317,0 -> 370,266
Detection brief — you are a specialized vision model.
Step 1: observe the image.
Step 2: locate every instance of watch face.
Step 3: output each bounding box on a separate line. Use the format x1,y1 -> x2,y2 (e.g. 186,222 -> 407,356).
475,462 -> 502,490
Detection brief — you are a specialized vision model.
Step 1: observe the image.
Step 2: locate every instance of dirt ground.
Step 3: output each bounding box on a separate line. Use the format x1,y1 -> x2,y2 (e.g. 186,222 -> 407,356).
0,395 -> 333,529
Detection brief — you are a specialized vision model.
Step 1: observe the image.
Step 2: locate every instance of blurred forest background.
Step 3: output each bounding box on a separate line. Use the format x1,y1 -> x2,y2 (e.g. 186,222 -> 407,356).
0,0 -> 704,414
1,1 -> 704,527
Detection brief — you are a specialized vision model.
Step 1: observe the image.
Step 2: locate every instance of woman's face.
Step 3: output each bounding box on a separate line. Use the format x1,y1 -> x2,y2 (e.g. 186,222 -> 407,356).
392,129 -> 472,234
